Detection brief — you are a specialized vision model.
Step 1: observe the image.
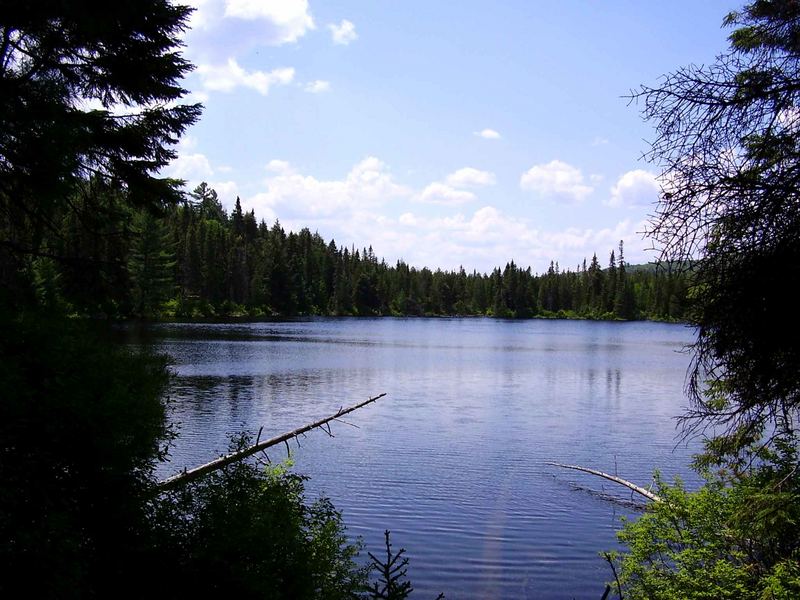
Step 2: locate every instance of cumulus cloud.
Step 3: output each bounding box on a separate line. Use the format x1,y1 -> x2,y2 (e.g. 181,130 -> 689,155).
248,157 -> 410,218
192,0 -> 314,42
167,153 -> 214,181
196,59 -> 294,95
412,167 -> 493,206
445,167 -> 496,188
380,208 -> 648,272
184,0 -> 314,65
607,169 -> 660,208
590,174 -> 605,184
417,183 -> 477,206
304,79 -> 331,93
266,159 -> 294,174
520,160 -> 593,203
399,212 -> 418,226
209,180 -> 240,203
162,150 -> 243,212
474,128 -> 501,139
233,158 -> 651,273
328,19 -> 358,45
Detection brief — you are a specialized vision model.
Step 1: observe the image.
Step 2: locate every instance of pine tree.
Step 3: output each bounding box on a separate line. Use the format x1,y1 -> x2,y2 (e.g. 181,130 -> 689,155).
128,210 -> 175,317
587,253 -> 604,314
614,240 -> 635,319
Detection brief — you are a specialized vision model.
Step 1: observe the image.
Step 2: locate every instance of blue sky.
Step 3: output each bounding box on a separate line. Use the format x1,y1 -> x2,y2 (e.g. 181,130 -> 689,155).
165,0 -> 735,272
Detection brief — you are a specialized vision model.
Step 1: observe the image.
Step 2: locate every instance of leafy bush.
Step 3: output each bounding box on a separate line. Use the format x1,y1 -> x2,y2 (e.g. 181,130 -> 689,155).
154,450 -> 368,599
613,456 -> 800,599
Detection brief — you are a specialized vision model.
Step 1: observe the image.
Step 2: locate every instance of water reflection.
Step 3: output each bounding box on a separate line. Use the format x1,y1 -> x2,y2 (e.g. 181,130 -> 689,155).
146,318 -> 697,600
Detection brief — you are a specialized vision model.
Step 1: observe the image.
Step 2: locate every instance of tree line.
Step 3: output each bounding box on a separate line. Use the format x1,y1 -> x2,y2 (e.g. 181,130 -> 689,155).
39,179 -> 690,321
6,0 -> 797,598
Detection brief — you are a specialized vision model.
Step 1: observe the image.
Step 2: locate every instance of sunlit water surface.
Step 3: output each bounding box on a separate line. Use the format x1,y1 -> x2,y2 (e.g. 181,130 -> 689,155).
140,317 -> 698,599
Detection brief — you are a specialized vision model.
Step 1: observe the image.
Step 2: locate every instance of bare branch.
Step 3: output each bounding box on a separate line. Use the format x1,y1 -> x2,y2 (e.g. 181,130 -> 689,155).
155,393 -> 386,493
547,462 -> 661,502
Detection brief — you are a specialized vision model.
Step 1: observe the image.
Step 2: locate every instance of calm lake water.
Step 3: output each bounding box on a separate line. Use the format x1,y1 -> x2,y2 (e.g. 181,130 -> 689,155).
146,317 -> 698,599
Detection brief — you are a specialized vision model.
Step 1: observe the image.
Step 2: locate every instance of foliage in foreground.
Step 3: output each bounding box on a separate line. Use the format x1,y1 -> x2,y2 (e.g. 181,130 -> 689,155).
0,310 -> 171,597
613,463 -> 800,600
156,450 -> 369,599
611,1 -> 800,597
0,1 -> 439,597
0,311 -> 374,598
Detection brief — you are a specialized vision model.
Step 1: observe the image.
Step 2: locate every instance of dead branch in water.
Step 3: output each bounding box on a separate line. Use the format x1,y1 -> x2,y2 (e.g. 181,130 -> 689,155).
155,393 -> 386,493
546,462 -> 661,502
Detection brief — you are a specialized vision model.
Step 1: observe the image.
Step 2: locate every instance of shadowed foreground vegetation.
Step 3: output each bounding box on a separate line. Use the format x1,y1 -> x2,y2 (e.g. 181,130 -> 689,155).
4,0 -> 799,598
606,1 -> 800,597
0,3 -> 433,598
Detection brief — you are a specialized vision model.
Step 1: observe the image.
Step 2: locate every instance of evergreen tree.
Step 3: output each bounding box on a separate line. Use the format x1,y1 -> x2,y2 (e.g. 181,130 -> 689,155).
0,1 -> 200,296
128,210 -> 175,317
614,240 -> 635,319
605,250 -> 617,313
192,183 -> 227,223
232,196 -> 245,237
587,253 -> 604,314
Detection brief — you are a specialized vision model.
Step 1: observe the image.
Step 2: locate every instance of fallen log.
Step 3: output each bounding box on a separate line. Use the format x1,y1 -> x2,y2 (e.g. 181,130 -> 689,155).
155,393 -> 386,493
546,462 -> 661,502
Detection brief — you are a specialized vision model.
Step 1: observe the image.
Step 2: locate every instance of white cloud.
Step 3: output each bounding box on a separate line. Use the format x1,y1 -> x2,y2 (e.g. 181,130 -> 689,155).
248,156 -> 410,218
413,167 -> 493,206
304,79 -> 331,93
196,59 -> 294,95
184,0 -> 314,62
474,128 -> 501,139
399,212 -> 418,226
373,208 -> 648,272
223,0 -> 315,44
178,135 -> 199,151
186,0 -> 213,31
591,136 -> 609,146
445,167 -> 496,188
266,159 -> 294,174
607,170 -> 660,208
210,180 -> 240,203
184,90 -> 210,105
234,158 -> 652,273
163,152 -> 244,213
417,183 -> 477,206
520,159 -> 593,203
328,19 -> 358,45
167,153 -> 214,181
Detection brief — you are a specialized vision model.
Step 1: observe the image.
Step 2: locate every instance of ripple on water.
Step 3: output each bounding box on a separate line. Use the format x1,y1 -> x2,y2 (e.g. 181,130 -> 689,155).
146,318 -> 698,600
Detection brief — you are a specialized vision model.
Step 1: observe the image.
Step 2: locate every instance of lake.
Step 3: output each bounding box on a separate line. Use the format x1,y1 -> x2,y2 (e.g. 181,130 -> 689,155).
147,317 -> 698,599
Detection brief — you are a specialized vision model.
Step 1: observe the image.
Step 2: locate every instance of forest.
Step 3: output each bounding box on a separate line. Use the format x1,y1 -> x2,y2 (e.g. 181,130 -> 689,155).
3,0 -> 799,598
41,180 -> 689,321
